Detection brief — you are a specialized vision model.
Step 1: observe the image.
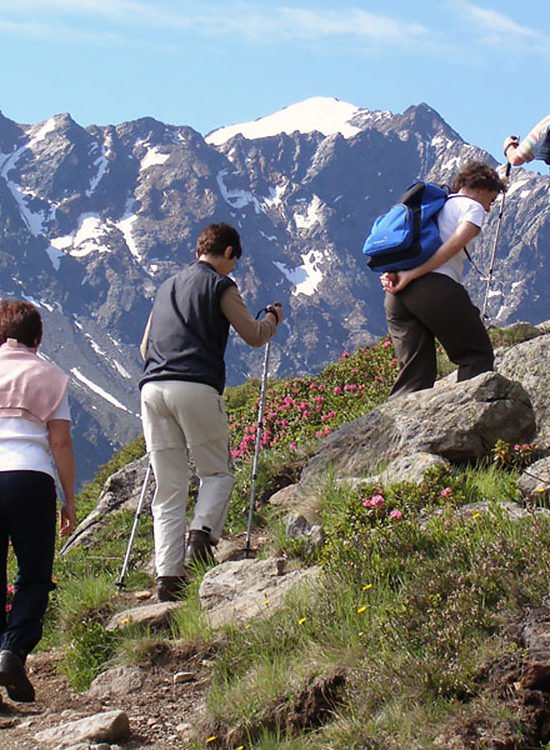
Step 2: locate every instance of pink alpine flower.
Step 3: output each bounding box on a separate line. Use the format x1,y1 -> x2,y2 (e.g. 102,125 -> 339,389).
440,487 -> 453,498
389,509 -> 403,520
363,494 -> 385,509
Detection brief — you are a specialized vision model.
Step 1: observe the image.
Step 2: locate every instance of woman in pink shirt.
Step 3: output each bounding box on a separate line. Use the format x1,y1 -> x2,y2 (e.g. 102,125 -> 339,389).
0,300 -> 75,703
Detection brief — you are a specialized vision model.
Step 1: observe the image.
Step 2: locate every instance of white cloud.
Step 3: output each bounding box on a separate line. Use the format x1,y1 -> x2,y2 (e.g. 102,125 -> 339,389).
275,8 -> 431,43
1,0 -> 547,60
453,1 -> 546,46
0,1 -> 434,47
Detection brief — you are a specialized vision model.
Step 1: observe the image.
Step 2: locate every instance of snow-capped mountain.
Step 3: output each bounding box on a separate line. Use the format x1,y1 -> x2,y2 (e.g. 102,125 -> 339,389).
206,96 -> 367,143
1,97 -> 548,485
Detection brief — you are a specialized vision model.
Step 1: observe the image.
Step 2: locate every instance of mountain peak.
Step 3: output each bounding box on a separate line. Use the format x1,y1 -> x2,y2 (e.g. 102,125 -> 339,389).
206,96 -> 363,145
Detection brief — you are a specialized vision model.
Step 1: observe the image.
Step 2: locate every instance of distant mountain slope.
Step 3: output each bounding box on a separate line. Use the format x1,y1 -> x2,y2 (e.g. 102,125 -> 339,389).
1,97 -> 548,484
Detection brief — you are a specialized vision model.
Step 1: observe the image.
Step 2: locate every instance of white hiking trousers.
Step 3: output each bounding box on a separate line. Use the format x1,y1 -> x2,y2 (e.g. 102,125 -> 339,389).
141,380 -> 235,577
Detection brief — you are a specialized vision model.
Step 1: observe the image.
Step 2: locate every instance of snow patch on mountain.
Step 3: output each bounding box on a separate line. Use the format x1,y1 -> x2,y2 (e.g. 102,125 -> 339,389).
217,169 -> 262,213
27,118 -> 57,146
117,212 -> 141,260
206,97 -> 362,145
507,178 -> 531,197
263,183 -> 287,210
113,360 -> 131,379
0,151 -> 50,236
70,367 -> 132,414
21,293 -> 54,312
294,195 -> 325,230
141,147 -> 170,171
51,214 -> 110,259
274,250 -> 325,296
87,148 -> 109,197
45,244 -> 65,270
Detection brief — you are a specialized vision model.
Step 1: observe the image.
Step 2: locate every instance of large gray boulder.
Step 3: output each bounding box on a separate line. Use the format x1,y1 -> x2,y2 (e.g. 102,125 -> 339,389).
34,710 -> 130,747
198,557 -> 320,629
61,455 -> 153,554
497,332 -> 550,450
302,372 -> 535,483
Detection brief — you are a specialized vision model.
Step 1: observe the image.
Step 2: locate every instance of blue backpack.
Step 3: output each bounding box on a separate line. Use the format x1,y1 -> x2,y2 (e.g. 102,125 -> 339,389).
362,181 -> 449,273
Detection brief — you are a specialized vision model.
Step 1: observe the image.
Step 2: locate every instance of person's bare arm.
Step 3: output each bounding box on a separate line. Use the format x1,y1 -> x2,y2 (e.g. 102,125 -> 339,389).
47,419 -> 76,537
220,286 -> 282,346
140,314 -> 152,361
383,221 -> 481,294
503,136 -> 528,166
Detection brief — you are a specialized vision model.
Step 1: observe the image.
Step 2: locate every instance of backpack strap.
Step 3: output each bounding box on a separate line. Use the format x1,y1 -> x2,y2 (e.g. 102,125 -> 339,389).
463,246 -> 486,279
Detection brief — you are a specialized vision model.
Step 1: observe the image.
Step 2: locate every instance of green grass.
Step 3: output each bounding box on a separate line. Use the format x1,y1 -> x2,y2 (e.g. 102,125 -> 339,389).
196,464 -> 550,748
24,328 -> 549,749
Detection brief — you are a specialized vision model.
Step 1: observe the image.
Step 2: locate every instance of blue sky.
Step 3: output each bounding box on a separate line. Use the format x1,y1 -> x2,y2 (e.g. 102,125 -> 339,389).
0,0 -> 549,168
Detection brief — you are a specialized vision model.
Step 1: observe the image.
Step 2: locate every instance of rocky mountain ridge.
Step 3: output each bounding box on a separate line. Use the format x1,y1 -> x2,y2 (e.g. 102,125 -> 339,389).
1,97 -> 549,484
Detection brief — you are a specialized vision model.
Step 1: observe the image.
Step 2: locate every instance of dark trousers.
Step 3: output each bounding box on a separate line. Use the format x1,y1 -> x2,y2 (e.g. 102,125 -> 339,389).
384,273 -> 494,398
0,471 -> 57,663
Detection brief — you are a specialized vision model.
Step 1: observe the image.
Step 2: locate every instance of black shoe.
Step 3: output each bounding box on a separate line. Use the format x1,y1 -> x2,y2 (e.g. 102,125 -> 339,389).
156,576 -> 187,603
185,529 -> 215,567
0,650 -> 35,702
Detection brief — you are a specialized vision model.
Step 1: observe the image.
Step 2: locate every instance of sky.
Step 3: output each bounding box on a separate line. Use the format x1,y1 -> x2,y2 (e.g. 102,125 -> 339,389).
0,0 -> 549,170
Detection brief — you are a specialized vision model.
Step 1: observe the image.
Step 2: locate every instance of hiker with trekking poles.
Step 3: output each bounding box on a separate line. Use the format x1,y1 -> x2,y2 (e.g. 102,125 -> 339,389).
0,300 -> 76,703
378,161 -> 507,398
503,113 -> 550,167
139,222 -> 282,602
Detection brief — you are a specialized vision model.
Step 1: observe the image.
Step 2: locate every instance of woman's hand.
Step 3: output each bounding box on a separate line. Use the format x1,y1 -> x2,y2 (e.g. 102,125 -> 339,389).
381,270 -> 415,294
59,503 -> 76,538
380,272 -> 397,292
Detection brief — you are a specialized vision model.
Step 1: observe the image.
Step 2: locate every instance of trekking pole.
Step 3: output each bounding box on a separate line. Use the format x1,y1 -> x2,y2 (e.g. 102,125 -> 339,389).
116,462 -> 152,591
482,161 -> 512,321
244,308 -> 274,558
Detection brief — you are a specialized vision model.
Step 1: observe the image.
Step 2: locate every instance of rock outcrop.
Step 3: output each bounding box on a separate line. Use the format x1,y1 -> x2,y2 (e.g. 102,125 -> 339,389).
198,557 -> 321,629
61,456 -> 152,554
497,332 -> 550,450
302,372 -> 535,484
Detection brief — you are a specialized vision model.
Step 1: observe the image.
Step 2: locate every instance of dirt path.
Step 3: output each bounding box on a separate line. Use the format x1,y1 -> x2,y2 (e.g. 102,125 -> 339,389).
0,638 -> 213,748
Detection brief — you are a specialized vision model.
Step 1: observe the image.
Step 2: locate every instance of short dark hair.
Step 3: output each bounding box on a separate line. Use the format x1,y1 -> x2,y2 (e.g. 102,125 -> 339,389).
196,223 -> 242,259
0,299 -> 43,347
451,161 -> 507,193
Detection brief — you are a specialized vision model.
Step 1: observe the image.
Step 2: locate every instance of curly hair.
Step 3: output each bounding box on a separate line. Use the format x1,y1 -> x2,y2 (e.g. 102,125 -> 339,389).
196,223 -> 242,259
0,299 -> 43,347
451,161 -> 507,193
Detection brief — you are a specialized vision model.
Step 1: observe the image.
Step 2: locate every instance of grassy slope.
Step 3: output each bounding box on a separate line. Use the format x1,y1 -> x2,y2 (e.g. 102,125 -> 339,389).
11,331 -> 549,750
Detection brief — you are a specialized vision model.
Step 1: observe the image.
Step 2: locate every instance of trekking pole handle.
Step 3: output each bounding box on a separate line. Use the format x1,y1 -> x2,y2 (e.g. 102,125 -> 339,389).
256,302 -> 282,323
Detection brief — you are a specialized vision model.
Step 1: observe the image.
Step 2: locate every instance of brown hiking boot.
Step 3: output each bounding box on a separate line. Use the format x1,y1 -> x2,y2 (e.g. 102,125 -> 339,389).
185,529 -> 215,567
156,575 -> 188,603
0,650 -> 35,702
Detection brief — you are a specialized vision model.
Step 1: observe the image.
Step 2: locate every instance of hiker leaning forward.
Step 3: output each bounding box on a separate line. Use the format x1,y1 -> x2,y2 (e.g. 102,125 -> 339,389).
382,161 -> 507,398
139,222 -> 282,603
0,299 -> 76,704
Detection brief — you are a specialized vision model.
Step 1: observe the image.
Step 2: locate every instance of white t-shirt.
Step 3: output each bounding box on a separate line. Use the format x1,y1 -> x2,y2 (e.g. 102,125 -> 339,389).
0,390 -> 71,479
434,194 -> 486,284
